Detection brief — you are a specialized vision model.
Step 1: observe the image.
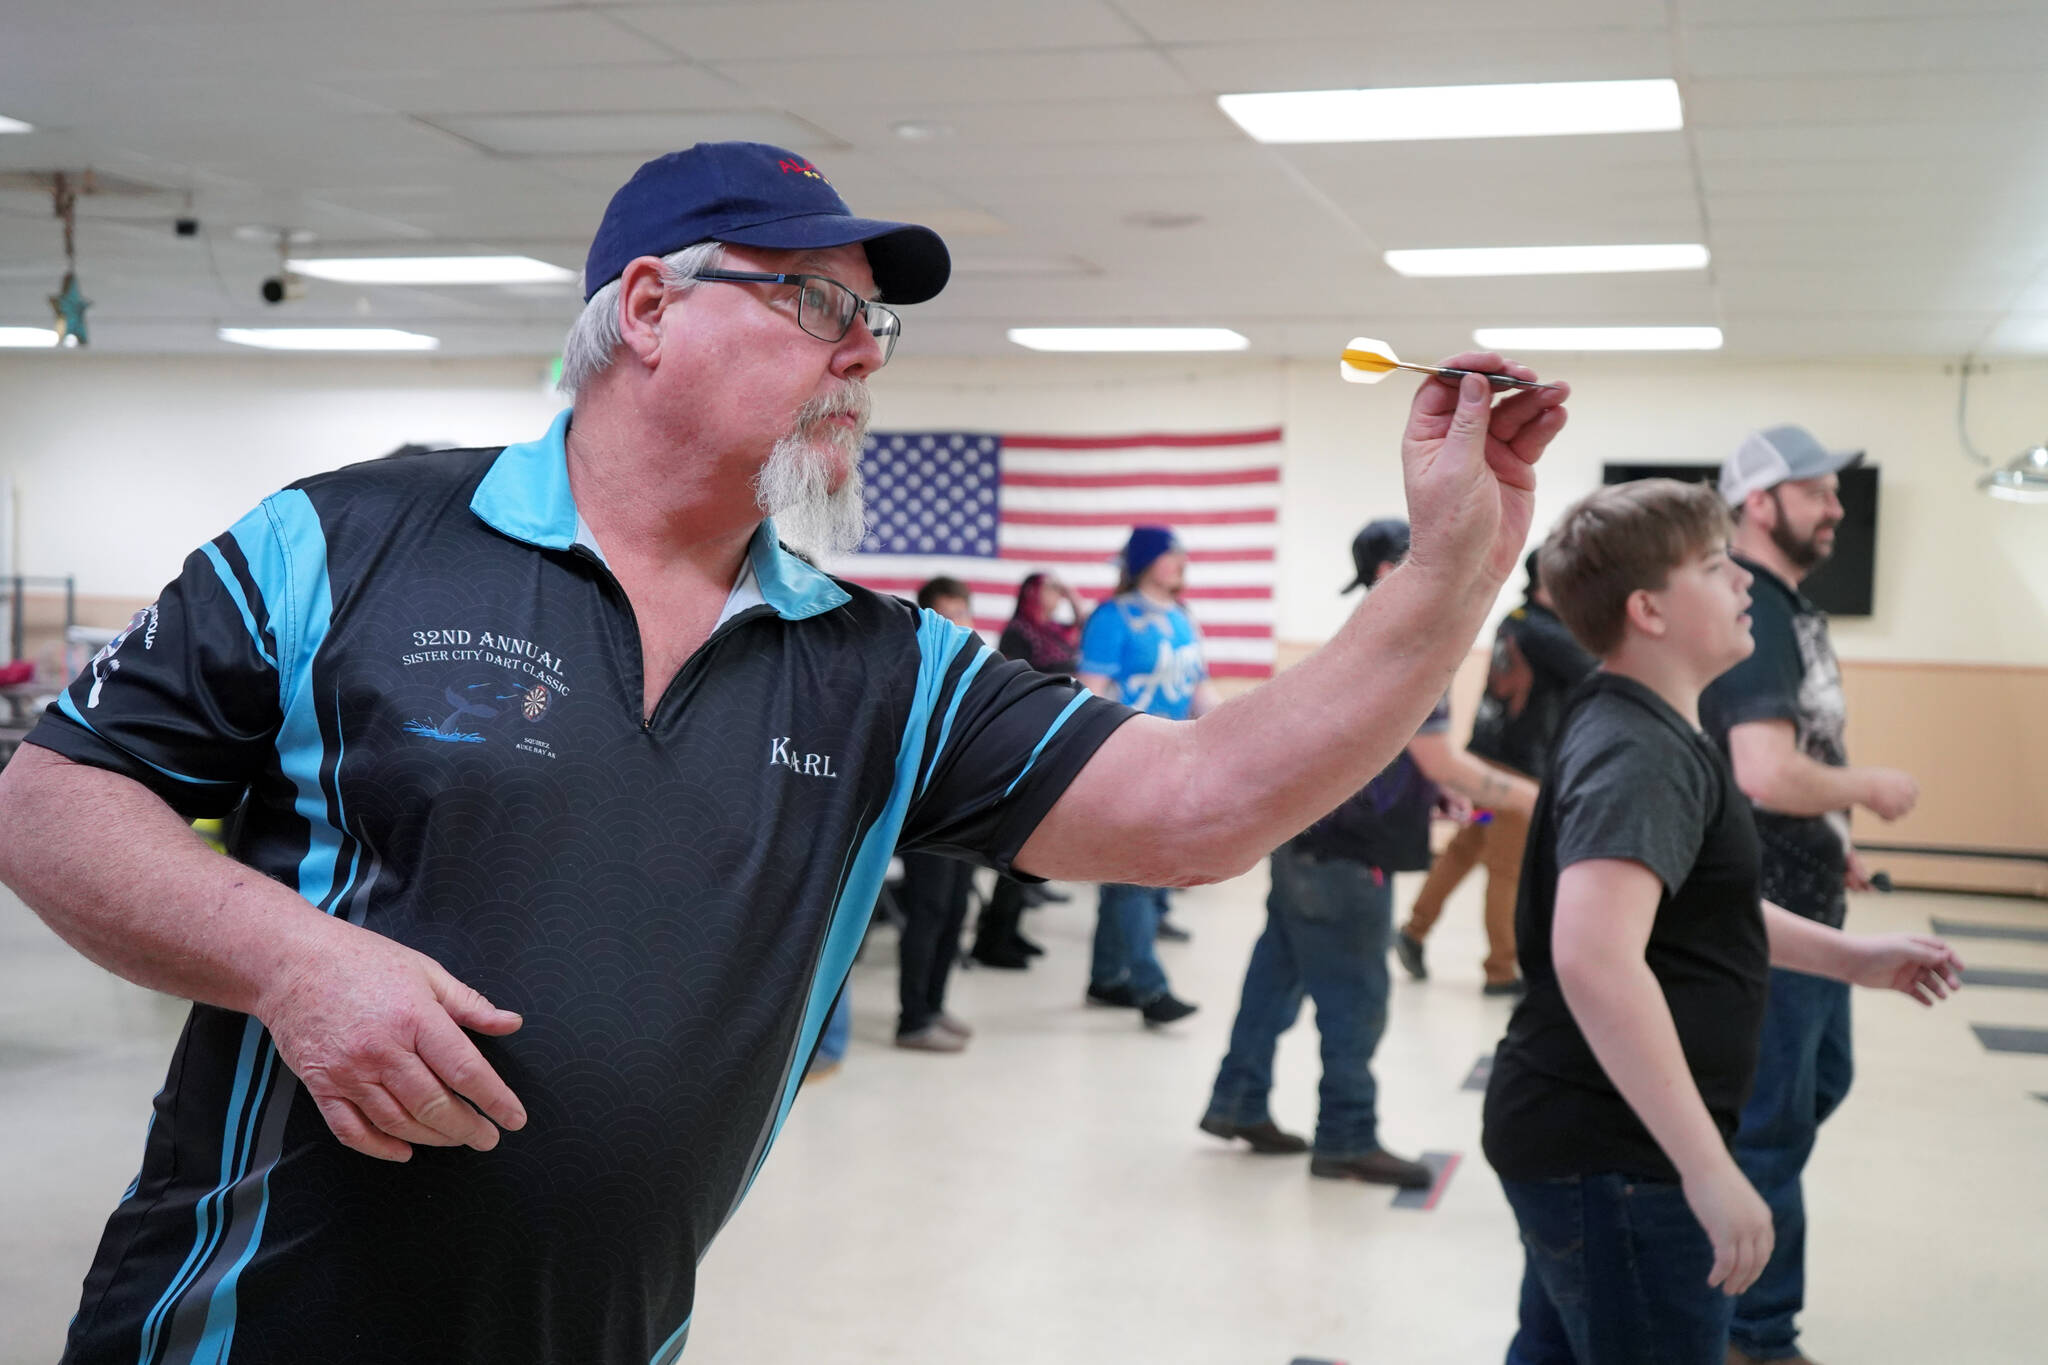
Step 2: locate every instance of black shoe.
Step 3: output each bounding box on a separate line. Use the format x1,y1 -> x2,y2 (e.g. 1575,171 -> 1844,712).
1155,918 -> 1192,943
1482,978 -> 1527,998
1011,933 -> 1045,957
1310,1148 -> 1434,1189
1394,930 -> 1428,981
1141,992 -> 1198,1026
1199,1115 -> 1309,1154
1086,981 -> 1143,1009
971,945 -> 1031,970
1037,886 -> 1073,903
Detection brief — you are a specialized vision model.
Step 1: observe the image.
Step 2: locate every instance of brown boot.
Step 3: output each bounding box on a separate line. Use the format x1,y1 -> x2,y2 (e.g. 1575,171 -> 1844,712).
1198,1116 -> 1309,1154
1309,1148 -> 1434,1188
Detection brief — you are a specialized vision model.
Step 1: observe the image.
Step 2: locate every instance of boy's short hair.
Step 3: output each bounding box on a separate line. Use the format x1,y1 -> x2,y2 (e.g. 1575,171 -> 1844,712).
916,575 -> 971,612
1538,479 -> 1732,656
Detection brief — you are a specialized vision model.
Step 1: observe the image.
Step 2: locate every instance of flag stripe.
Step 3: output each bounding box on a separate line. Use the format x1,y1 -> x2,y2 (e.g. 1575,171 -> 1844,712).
1003,428 -> 1284,450
1002,507 -> 1276,528
1001,467 -> 1279,490
999,483 -> 1280,515
997,546 -> 1274,565
1005,446 -> 1291,478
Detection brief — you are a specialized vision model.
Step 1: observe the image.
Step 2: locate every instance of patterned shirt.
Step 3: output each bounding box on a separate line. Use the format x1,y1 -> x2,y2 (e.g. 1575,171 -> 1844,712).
30,409 -> 1130,1365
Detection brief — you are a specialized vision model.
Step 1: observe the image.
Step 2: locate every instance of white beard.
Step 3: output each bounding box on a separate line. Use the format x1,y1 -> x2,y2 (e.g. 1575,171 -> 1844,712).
754,384 -> 871,558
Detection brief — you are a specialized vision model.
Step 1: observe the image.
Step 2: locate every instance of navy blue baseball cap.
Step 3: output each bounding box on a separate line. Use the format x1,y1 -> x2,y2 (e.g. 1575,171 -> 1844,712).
582,142 -> 951,305
1117,525 -> 1182,580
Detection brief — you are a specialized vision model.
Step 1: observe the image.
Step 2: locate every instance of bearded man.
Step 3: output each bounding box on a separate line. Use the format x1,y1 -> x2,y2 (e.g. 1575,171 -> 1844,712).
1702,425 -> 1921,1365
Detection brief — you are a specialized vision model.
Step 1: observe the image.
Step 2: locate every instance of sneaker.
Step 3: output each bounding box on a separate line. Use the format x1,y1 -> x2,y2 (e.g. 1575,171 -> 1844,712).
1482,978 -> 1527,998
1393,930 -> 1428,980
1086,981 -> 1143,1009
933,1013 -> 974,1039
1155,918 -> 1192,943
1309,1148 -> 1434,1189
1198,1115 -> 1310,1154
894,1025 -> 967,1053
1140,992 -> 1198,1026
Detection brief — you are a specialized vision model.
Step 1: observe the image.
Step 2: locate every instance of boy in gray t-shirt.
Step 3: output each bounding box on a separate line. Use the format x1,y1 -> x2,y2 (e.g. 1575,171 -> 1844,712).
1482,480 -> 1961,1365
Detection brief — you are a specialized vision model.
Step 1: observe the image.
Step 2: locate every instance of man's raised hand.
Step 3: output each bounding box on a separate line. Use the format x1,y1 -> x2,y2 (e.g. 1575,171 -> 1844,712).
1401,354 -> 1569,591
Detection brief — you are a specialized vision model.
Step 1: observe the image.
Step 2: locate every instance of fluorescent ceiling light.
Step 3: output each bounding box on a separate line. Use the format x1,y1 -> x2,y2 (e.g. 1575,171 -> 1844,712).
0,115 -> 33,134
0,327 -> 59,347
1386,244 -> 1709,277
1219,79 -> 1682,144
219,328 -> 439,351
1008,328 -> 1248,353
289,255 -> 575,286
1474,326 -> 1723,351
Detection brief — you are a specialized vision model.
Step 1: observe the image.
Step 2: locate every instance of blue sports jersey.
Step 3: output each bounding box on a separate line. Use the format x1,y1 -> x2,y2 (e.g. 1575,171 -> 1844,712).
1076,593 -> 1208,720
29,409 -> 1131,1365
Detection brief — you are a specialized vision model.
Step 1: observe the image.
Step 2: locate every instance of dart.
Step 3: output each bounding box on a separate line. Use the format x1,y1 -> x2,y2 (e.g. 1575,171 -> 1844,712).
1340,337 -> 1560,391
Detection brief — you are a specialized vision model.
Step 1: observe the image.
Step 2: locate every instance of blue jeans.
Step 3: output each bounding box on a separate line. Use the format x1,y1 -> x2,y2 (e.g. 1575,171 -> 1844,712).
1202,845 -> 1391,1157
1501,1172 -> 1733,1365
1091,883 -> 1171,1001
1730,967 -> 1853,1359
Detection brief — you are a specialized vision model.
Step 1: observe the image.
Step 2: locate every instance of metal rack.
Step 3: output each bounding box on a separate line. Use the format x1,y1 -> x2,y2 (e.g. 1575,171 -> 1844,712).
4,574 -> 76,663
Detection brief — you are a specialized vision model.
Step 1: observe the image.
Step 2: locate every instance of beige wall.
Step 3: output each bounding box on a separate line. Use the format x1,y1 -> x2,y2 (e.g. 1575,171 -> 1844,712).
5,349 -> 2044,667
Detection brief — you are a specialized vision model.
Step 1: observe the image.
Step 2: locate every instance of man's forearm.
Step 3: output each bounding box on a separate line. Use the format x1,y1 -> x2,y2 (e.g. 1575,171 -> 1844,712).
1022,560 -> 1499,884
1762,901 -> 1857,980
0,745 -> 332,1016
1557,953 -> 1736,1182
1738,746 -> 1866,817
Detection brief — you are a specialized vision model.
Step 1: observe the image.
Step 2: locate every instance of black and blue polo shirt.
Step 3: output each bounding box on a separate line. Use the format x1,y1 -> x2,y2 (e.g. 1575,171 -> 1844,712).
29,409 -> 1131,1365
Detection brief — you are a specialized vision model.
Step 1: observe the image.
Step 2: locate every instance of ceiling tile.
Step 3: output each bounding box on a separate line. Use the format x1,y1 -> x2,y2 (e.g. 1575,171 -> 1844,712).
1117,0 -> 1663,44
711,48 -> 1194,107
603,0 -> 1144,60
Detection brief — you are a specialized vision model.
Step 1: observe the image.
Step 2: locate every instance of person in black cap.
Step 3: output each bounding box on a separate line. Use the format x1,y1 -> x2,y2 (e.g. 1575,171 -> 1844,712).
1702,426 -> 1921,1365
0,134 -> 1572,1365
1200,518 -> 1535,1185
1398,548 -> 1594,993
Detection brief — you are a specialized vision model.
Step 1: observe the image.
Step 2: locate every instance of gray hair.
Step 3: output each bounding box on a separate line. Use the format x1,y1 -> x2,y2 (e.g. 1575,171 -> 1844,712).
557,241 -> 726,398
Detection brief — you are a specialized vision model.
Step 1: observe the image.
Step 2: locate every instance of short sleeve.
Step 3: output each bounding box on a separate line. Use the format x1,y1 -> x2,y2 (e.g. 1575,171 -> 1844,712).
1701,594 -> 1802,736
1551,710 -> 1713,895
1076,601 -> 1129,679
898,615 -> 1134,874
24,503 -> 287,818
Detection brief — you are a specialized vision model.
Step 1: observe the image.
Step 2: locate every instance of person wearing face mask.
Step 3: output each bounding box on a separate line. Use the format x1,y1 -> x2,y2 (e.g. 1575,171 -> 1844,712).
1701,426 -> 1922,1365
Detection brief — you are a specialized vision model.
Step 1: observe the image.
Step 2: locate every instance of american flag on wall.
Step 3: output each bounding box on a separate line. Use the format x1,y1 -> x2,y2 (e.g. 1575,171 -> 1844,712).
825,427 -> 1282,679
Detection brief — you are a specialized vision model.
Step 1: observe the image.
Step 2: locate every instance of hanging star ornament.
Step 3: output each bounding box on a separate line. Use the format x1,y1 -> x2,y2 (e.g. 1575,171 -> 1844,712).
49,270 -> 91,347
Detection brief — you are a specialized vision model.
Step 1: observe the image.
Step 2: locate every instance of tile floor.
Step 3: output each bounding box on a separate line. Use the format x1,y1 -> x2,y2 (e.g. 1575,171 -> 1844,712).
4,869 -> 2043,1364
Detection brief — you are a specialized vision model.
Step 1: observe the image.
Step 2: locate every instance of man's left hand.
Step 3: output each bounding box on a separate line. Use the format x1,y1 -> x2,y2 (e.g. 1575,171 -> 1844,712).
1401,355 -> 1570,591
1847,934 -> 1964,1005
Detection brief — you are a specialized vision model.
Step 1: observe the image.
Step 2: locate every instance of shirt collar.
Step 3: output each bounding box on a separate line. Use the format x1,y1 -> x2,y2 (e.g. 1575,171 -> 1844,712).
471,408 -> 850,622
1731,553 -> 1808,611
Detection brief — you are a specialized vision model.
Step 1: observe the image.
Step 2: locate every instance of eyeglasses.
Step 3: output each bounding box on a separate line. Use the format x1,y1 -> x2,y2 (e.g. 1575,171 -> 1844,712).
694,269 -> 901,366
